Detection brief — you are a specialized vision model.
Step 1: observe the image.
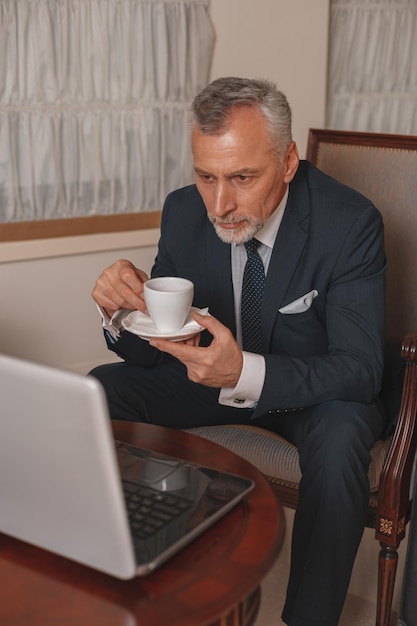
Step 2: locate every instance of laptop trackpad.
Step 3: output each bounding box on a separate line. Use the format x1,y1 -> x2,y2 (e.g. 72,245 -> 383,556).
115,441 -> 191,492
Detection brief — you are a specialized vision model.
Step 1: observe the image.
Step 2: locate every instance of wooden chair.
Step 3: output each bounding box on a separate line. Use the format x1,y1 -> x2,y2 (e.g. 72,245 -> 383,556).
187,129 -> 417,626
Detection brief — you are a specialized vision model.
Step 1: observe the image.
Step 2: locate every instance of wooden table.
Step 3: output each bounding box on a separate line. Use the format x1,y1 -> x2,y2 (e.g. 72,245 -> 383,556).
0,422 -> 284,626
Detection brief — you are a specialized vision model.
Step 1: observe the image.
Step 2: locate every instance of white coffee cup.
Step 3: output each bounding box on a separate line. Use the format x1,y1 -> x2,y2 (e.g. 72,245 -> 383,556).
143,277 -> 194,332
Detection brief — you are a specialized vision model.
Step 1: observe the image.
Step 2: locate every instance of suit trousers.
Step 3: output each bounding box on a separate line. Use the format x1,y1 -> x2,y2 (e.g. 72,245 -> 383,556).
90,357 -> 384,626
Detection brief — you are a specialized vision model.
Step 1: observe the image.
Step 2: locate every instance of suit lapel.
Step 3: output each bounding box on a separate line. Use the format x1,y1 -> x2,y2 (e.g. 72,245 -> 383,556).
261,170 -> 310,345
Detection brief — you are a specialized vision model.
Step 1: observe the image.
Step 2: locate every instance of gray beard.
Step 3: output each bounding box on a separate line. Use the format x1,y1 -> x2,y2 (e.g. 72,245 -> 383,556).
209,216 -> 264,245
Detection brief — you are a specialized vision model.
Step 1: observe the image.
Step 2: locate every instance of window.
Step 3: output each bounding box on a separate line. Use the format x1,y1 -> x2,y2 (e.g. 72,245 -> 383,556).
0,0 -> 215,240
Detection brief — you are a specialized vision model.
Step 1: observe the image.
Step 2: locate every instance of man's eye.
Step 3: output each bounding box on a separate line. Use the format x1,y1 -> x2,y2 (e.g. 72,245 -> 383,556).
236,175 -> 250,182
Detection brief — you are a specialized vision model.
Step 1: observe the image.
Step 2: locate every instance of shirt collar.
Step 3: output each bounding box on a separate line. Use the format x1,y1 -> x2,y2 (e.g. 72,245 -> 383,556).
254,186 -> 289,249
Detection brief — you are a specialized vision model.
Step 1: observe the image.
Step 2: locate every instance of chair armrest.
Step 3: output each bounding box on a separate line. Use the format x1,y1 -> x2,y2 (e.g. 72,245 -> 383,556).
376,330 -> 417,546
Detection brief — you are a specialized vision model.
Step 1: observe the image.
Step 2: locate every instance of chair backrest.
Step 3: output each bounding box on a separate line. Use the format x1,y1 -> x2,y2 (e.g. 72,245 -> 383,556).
306,129 -> 417,347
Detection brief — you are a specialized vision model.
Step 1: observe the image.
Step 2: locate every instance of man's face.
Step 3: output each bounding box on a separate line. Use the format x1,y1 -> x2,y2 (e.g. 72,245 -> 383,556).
192,106 -> 299,244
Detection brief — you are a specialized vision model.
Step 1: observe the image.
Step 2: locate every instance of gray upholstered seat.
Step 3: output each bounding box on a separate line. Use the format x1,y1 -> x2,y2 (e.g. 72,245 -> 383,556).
188,423 -> 390,494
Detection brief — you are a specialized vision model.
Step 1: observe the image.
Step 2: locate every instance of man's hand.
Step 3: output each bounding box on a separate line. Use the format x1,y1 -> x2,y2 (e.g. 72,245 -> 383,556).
92,259 -> 149,318
149,313 -> 243,388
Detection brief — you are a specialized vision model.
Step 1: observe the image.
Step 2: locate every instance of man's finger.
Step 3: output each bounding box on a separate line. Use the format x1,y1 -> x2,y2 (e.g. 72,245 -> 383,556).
192,312 -> 225,337
148,337 -> 200,359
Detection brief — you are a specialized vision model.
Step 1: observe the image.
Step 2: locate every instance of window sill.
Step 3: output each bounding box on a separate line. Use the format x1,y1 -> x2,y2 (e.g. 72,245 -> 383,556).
0,227 -> 160,263
0,212 -> 161,262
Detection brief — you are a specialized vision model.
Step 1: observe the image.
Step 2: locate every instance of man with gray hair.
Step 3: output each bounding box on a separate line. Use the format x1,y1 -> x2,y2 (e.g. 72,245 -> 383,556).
92,77 -> 386,625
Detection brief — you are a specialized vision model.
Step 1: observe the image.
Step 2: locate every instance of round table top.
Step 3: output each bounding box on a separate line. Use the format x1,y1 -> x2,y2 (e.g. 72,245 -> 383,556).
0,422 -> 284,626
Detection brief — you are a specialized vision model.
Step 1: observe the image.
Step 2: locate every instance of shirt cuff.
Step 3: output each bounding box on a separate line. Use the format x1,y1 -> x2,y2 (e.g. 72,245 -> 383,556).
96,304 -> 130,340
218,352 -> 266,409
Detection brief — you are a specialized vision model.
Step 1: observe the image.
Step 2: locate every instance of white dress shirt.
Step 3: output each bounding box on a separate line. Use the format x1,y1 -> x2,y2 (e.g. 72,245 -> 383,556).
218,188 -> 288,409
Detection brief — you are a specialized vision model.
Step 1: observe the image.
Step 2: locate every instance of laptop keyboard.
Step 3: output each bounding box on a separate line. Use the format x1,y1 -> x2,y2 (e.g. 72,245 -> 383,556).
123,480 -> 194,540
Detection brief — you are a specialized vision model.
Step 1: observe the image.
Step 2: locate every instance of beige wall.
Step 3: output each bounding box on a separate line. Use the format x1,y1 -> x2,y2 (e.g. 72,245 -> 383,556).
0,233 -> 158,370
0,0 -> 329,370
209,0 -> 329,157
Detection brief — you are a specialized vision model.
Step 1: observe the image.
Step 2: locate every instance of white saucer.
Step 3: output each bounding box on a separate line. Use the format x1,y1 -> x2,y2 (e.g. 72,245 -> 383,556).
122,307 -> 209,342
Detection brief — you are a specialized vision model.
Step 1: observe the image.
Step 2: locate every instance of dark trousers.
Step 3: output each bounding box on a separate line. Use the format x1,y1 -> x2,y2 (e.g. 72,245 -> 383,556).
90,358 -> 384,626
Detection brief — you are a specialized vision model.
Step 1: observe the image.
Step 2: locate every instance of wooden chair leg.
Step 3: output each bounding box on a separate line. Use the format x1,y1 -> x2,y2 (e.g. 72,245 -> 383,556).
376,543 -> 398,626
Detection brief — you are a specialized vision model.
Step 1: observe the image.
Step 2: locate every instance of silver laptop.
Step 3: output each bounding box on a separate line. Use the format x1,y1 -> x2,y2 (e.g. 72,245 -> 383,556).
0,353 -> 254,579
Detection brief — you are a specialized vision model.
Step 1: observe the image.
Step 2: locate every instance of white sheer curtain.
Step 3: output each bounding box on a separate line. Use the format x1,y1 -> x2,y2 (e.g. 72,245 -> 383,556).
327,0 -> 417,134
0,0 -> 215,223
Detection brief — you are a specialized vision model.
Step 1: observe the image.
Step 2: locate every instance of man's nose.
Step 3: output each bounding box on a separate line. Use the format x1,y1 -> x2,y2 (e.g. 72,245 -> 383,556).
211,182 -> 236,217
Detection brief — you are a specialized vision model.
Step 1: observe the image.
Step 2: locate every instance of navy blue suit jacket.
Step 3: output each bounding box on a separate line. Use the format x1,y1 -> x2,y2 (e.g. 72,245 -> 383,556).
107,161 -> 387,422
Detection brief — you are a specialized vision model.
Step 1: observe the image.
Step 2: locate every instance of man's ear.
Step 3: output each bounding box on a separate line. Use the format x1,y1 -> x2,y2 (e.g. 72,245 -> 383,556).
283,141 -> 300,183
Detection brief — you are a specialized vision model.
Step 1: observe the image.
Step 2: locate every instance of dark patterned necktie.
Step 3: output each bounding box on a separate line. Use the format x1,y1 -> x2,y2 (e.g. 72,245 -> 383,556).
241,238 -> 265,353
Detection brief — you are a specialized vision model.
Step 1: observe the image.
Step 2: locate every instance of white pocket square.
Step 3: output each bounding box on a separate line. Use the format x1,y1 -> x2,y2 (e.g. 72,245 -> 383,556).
279,290 -> 319,314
